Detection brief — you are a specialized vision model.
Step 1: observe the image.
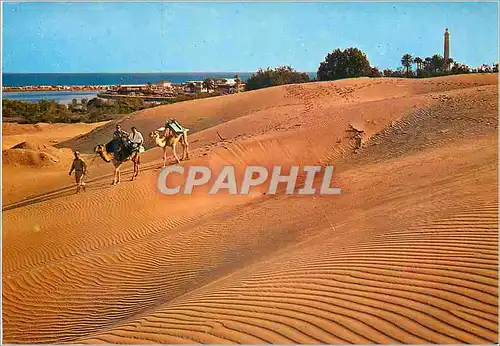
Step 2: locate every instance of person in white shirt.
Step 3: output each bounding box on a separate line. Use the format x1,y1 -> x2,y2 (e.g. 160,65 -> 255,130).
129,127 -> 144,152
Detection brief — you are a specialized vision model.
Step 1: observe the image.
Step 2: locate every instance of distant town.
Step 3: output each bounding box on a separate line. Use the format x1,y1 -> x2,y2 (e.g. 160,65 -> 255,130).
2,78 -> 246,101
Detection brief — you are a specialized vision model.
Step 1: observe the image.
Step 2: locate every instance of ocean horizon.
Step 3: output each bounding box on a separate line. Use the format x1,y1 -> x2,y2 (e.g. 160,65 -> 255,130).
3,72 -> 317,87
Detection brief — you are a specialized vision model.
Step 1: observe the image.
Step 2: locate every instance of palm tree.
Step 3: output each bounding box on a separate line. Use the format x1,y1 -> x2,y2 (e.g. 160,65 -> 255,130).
202,78 -> 214,93
414,57 -> 423,76
430,54 -> 444,75
401,54 -> 413,77
424,57 -> 432,75
446,58 -> 454,73
234,74 -> 241,93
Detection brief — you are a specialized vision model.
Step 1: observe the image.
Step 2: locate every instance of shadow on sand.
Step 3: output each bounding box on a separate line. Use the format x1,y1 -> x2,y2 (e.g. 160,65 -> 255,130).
2,161 -> 167,212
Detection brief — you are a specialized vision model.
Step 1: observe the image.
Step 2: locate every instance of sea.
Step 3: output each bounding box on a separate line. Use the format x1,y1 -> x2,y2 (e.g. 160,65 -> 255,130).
2,72 -> 316,103
2,91 -> 102,105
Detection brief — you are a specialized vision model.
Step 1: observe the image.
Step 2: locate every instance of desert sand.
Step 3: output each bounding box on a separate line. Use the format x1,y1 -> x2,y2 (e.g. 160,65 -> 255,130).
2,74 -> 498,343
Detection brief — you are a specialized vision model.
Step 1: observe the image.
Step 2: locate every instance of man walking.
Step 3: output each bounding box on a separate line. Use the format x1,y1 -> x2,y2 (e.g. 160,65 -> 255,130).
69,151 -> 87,193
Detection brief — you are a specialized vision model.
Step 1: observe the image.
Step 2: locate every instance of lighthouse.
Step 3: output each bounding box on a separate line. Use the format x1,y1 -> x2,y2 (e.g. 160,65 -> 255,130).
444,28 -> 450,71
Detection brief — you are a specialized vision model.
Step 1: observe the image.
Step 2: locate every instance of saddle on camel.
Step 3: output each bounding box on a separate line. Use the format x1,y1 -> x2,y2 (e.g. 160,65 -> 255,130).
94,126 -> 145,185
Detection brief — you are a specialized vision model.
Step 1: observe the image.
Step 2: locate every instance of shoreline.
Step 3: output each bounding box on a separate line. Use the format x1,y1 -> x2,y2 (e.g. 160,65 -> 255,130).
3,90 -> 103,105
97,92 -> 177,102
3,86 -> 111,92
2,72 -> 257,92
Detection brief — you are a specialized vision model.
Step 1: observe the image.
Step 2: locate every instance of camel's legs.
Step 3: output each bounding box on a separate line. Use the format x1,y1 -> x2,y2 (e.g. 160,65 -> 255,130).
113,162 -> 122,185
130,156 -> 135,181
172,141 -> 180,163
112,167 -> 118,185
162,147 -> 167,167
131,154 -> 140,180
181,133 -> 189,160
130,163 -> 136,181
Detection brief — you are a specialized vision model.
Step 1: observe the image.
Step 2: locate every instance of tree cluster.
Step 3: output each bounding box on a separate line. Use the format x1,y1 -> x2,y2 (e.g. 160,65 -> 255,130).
391,53 -> 498,78
245,66 -> 310,91
3,97 -> 151,124
317,48 -> 376,81
6,46 -> 497,124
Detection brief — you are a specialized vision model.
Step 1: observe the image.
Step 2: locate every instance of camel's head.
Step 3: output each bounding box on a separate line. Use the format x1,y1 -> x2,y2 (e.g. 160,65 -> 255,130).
94,144 -> 105,153
94,144 -> 111,162
150,131 -> 161,141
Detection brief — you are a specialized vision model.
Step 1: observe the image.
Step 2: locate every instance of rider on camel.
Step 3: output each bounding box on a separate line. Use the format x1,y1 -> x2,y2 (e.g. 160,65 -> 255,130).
113,124 -> 130,157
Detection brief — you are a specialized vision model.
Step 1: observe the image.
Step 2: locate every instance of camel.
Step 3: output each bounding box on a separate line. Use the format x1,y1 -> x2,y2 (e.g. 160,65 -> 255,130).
150,128 -> 189,167
94,137 -> 141,185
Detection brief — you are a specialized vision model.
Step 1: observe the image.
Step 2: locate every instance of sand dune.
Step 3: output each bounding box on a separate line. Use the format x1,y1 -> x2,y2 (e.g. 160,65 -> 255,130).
2,74 -> 498,344
2,122 -> 108,150
3,140 -> 75,167
2,122 -> 109,205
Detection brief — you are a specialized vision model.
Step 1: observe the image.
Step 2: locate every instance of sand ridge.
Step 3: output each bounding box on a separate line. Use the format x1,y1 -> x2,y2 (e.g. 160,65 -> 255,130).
2,74 -> 498,344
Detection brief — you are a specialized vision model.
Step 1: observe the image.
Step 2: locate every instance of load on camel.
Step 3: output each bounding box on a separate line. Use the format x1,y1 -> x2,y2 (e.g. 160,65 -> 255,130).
150,118 -> 190,167
94,132 -> 144,185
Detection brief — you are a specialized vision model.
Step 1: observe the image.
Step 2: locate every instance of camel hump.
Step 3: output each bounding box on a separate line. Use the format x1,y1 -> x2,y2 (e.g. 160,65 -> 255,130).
105,137 -> 121,153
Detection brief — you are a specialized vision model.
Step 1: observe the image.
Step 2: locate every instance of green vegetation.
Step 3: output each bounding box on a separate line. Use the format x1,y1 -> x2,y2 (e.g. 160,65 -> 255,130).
2,97 -> 151,124
3,99 -> 74,124
2,91 -> 229,124
401,54 -> 413,77
5,45 -> 497,124
202,78 -> 215,93
317,47 -> 497,81
234,74 -> 242,93
317,48 -> 377,81
384,53 -> 499,78
245,66 -> 310,91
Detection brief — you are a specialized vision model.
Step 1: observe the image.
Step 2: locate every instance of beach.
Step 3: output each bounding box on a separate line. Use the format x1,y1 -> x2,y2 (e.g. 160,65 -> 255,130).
2,74 -> 498,343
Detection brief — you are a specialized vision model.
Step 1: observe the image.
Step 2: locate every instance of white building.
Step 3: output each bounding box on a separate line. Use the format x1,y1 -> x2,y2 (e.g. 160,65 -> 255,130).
183,81 -> 207,93
118,84 -> 148,92
156,80 -> 173,89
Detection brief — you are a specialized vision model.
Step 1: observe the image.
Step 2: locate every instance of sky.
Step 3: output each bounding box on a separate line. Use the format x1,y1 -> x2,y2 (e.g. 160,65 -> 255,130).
2,1 -> 498,73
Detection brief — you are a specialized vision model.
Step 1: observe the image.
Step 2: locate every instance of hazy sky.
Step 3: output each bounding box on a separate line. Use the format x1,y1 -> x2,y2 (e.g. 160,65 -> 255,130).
2,2 -> 498,73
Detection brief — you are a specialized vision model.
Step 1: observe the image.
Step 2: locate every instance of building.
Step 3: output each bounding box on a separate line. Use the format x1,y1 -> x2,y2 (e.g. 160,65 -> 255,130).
220,78 -> 237,86
117,84 -> 148,94
444,28 -> 450,71
214,78 -> 245,93
182,81 -> 207,93
156,80 -> 173,89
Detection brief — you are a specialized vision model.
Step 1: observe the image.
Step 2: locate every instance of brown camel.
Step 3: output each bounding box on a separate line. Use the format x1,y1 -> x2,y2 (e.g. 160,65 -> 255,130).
94,138 -> 141,185
150,128 -> 189,167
